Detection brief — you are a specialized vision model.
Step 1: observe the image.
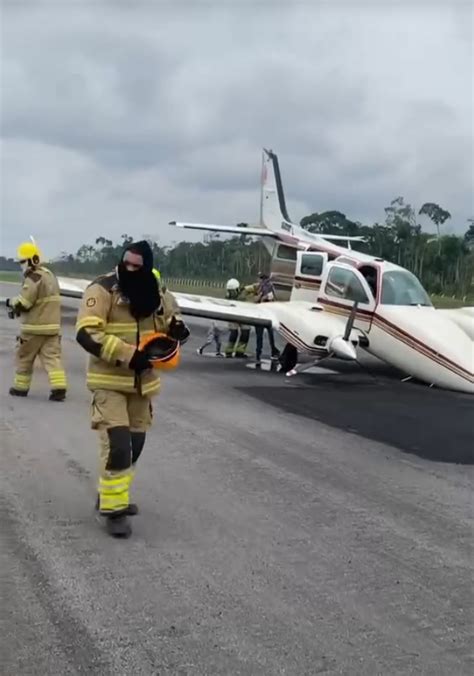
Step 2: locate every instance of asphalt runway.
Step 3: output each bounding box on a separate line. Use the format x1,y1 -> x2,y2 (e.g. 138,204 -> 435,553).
1,284 -> 473,675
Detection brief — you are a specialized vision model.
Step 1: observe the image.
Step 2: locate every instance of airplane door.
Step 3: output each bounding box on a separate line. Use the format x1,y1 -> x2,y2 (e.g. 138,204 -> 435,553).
318,262 -> 376,333
290,251 -> 328,302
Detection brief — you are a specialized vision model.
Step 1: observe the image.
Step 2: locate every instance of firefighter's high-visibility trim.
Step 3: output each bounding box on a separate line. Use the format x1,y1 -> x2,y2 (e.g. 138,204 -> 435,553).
76,316 -> 105,332
35,295 -> 61,306
99,474 -> 131,513
140,380 -> 161,395
104,322 -> 137,333
86,372 -> 161,395
14,294 -> 61,308
21,323 -> 61,334
104,324 -> 156,339
14,373 -> 32,390
15,295 -> 33,309
48,369 -> 67,388
101,335 -> 121,362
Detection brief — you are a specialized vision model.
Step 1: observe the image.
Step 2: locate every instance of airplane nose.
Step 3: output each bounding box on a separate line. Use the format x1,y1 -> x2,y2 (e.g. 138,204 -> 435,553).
377,307 -> 474,394
328,336 -> 357,361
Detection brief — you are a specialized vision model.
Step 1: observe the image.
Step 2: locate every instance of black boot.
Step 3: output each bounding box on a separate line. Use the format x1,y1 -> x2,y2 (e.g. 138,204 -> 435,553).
95,495 -> 138,516
9,387 -> 28,397
49,389 -> 66,401
105,513 -> 132,538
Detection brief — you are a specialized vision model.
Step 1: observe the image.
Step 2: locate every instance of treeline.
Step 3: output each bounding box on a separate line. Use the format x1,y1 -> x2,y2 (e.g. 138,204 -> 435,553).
2,197 -> 473,297
300,199 -> 474,297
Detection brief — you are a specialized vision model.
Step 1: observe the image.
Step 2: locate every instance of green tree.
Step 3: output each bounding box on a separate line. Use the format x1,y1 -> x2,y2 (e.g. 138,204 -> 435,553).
418,202 -> 451,239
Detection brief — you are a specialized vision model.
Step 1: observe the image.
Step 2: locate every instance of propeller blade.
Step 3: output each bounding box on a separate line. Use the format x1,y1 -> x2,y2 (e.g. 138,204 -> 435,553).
286,356 -> 328,377
343,300 -> 359,341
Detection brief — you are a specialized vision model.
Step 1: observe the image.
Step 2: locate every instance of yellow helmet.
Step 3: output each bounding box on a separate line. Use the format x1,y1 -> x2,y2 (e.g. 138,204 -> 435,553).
17,241 -> 41,263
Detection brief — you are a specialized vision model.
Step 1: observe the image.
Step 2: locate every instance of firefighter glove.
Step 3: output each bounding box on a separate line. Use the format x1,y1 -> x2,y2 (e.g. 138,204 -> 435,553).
129,348 -> 152,373
168,316 -> 190,343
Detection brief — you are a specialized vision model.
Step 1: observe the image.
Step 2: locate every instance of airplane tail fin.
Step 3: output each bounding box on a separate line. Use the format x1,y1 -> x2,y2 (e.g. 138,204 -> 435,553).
259,149 -> 295,234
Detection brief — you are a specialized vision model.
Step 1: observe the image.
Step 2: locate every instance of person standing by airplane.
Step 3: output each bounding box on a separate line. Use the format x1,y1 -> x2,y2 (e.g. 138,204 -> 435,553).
248,272 -> 280,365
75,240 -> 190,538
6,241 -> 67,401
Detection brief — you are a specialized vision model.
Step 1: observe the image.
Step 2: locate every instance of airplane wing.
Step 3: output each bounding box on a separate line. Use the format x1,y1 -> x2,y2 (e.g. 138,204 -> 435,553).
170,221 -> 366,246
57,277 -> 91,298
171,292 -> 275,327
169,221 -> 279,238
57,276 -> 275,328
437,307 -> 474,340
56,277 -> 358,360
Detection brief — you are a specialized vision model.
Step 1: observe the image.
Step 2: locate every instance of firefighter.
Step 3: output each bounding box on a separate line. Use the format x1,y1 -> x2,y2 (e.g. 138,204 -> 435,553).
75,240 -> 190,538
6,241 -> 67,401
224,278 -> 251,358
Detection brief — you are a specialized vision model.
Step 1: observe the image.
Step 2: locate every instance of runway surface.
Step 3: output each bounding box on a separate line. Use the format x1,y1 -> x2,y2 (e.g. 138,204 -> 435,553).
1,284 -> 473,675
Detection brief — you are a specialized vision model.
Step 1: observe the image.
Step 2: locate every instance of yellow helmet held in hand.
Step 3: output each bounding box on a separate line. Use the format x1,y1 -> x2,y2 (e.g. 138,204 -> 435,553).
17,241 -> 41,264
138,332 -> 180,370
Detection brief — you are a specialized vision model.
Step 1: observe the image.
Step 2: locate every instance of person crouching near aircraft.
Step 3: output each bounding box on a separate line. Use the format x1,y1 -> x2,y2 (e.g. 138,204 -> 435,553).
224,278 -> 251,358
6,241 -> 67,401
75,240 -> 190,538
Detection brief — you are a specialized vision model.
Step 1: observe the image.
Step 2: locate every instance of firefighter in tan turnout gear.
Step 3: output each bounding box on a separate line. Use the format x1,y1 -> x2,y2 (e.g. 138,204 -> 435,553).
224,278 -> 251,358
75,240 -> 190,538
6,241 -> 67,401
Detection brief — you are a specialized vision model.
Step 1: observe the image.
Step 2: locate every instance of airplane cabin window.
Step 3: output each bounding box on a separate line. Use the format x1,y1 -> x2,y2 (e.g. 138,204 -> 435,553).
325,267 -> 370,304
300,254 -> 324,277
381,270 -> 433,306
276,244 -> 297,261
359,265 -> 378,297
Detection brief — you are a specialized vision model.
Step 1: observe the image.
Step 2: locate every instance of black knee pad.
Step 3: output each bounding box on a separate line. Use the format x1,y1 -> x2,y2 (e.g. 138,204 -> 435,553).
106,426 -> 132,471
131,432 -> 146,464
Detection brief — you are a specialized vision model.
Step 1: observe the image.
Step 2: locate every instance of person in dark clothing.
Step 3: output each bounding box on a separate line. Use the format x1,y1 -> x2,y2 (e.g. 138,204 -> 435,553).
251,272 -> 280,365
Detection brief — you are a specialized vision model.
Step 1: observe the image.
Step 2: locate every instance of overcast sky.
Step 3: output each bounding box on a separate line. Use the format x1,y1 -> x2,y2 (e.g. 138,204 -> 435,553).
1,0 -> 473,259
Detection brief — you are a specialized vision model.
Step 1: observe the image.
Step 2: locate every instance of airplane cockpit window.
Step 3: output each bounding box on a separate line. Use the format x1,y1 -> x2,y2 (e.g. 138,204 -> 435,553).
300,253 -> 324,277
381,270 -> 433,306
324,266 -> 370,304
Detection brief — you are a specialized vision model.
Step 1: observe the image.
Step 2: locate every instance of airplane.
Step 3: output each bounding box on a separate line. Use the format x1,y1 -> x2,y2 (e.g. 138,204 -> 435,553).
19,148 -> 473,395
160,147 -> 472,394
57,247 -> 474,394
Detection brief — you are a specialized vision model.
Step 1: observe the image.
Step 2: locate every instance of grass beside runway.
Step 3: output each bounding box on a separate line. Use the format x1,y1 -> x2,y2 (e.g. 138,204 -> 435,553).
0,271 -> 471,307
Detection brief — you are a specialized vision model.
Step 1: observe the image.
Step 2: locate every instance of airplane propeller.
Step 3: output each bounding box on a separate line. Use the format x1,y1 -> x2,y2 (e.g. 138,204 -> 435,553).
343,300 -> 359,341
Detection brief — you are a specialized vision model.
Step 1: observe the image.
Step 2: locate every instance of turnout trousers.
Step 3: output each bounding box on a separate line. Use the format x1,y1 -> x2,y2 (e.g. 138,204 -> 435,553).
225,327 -> 250,357
13,334 -> 67,393
90,389 -> 153,515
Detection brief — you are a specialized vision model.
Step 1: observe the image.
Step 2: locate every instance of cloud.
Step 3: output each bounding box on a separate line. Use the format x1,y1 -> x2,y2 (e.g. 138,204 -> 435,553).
1,0 -> 472,258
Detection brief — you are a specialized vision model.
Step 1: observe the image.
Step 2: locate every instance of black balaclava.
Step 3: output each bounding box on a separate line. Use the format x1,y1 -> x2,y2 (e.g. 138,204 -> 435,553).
117,240 -> 161,319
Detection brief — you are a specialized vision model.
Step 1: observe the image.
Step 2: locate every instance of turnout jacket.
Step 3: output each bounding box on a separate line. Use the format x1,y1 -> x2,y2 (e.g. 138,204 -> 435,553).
75,271 -> 184,396
10,266 -> 61,335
